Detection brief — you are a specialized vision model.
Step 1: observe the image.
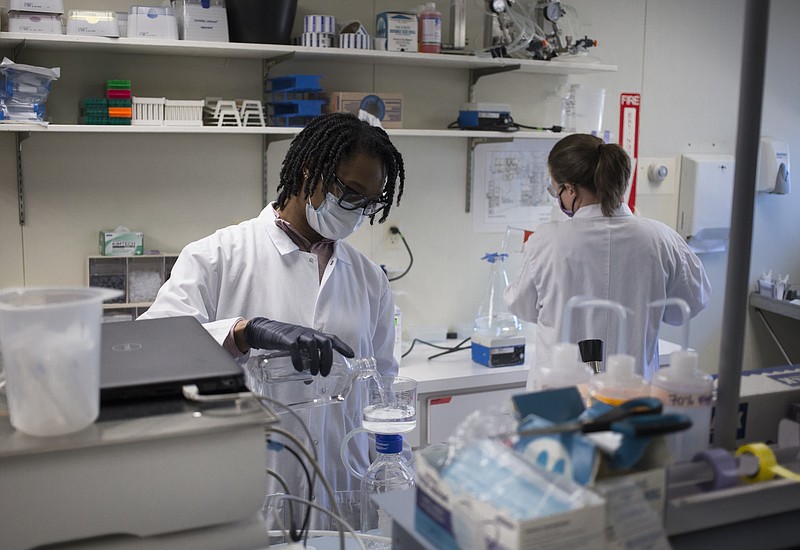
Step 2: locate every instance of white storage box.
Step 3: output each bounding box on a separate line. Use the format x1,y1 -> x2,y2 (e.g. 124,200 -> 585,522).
66,10 -> 119,37
132,97 -> 166,126
375,11 -> 417,52
164,99 -> 204,126
8,12 -> 63,34
127,6 -> 178,40
174,0 -> 228,42
9,0 -> 64,15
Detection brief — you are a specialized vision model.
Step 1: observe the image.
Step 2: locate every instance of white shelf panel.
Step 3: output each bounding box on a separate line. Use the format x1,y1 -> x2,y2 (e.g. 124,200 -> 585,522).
0,32 -> 617,74
0,123 -> 563,139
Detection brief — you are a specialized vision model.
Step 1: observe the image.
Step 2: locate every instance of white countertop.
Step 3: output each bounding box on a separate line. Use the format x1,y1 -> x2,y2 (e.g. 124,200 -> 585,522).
397,339 -> 684,395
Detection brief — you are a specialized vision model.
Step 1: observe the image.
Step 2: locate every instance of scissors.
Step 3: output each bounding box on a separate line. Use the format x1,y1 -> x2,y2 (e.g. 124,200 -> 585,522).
508,397 -> 692,439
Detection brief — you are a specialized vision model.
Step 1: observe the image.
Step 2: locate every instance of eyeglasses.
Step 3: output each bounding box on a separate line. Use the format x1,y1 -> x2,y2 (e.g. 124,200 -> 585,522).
332,174 -> 389,216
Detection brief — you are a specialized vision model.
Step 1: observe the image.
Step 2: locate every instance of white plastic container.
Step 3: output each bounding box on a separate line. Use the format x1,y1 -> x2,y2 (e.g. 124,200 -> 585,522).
174,0 -> 228,42
527,342 -> 593,404
127,6 -> 179,40
651,350 -> 714,462
66,10 -> 119,37
588,354 -> 650,406
0,287 -> 121,436
8,12 -> 63,34
9,0 -> 64,15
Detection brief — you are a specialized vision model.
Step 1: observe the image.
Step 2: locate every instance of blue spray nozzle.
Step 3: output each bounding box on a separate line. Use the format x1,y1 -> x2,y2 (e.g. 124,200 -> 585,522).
647,298 -> 691,350
481,252 -> 509,263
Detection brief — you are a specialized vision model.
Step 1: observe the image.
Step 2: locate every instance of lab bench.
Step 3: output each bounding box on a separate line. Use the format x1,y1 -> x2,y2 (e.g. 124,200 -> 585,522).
398,338 -> 683,449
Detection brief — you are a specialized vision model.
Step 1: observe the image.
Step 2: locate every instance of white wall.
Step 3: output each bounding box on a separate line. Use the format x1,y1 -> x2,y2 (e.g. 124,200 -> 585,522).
2,0 -> 799,376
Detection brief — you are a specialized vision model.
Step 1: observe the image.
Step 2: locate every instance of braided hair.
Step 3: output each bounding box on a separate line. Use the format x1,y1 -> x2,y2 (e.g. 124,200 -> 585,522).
275,112 -> 405,224
548,133 -> 631,217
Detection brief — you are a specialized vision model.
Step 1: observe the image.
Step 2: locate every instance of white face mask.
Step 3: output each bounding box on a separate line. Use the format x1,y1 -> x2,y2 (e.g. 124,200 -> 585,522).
305,192 -> 365,240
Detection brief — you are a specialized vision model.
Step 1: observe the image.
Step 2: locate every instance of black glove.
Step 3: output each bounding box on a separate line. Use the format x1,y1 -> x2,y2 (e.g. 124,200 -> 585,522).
243,317 -> 355,376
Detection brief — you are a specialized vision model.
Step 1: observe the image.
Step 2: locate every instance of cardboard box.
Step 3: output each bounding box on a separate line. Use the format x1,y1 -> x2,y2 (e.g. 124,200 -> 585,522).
414,444 -> 606,550
712,364 -> 800,445
323,91 -> 403,129
99,229 -> 143,256
376,11 -> 417,52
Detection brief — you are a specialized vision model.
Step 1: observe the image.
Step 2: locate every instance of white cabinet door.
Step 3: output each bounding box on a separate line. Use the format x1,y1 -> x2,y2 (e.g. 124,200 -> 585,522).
426,386 -> 524,446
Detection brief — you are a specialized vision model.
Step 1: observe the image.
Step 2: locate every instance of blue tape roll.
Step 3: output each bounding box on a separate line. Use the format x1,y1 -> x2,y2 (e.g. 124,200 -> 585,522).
692,448 -> 738,491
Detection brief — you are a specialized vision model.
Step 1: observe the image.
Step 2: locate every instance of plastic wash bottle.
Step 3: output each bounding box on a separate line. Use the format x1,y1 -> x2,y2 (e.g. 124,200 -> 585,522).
360,433 -> 415,548
650,350 -> 713,462
588,354 -> 650,406
527,342 -> 593,404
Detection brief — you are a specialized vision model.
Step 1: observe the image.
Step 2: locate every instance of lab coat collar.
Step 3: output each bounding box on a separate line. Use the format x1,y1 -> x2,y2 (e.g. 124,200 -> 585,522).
260,203 -> 353,266
572,202 -> 633,220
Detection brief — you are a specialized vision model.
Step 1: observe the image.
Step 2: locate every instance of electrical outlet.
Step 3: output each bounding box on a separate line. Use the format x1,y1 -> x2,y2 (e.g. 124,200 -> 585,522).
385,226 -> 401,250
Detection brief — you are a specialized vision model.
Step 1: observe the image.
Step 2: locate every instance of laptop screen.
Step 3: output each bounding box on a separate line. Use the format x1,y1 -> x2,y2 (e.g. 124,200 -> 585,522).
100,316 -> 245,403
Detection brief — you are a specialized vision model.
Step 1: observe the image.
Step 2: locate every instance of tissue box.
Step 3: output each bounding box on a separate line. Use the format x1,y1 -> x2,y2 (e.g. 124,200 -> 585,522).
323,91 -> 403,128
375,11 -> 417,52
99,230 -> 143,256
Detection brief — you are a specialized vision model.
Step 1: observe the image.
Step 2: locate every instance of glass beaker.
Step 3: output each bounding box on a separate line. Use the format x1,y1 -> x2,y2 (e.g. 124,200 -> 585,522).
361,375 -> 417,434
0,286 -> 121,436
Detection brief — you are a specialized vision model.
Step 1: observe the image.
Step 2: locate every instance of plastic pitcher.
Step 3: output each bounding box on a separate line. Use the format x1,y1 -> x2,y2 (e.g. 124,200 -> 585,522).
573,87 -> 606,134
0,286 -> 121,436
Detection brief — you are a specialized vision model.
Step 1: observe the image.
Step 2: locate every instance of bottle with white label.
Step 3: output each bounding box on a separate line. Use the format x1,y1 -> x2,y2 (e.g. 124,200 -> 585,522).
650,349 -> 713,462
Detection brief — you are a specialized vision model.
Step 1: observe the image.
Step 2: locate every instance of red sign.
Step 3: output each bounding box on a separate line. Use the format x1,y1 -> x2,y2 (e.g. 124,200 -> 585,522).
619,93 -> 641,212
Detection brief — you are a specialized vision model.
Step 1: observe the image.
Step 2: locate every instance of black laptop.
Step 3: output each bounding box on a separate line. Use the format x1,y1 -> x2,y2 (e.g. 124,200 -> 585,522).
100,316 -> 246,404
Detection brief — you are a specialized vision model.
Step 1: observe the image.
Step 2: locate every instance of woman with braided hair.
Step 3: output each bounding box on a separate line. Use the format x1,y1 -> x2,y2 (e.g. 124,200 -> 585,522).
141,112 -> 406,528
505,133 -> 710,383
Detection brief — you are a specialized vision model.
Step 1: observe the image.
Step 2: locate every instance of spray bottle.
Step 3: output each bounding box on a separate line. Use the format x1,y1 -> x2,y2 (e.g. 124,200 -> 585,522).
584,298 -> 650,405
527,295 -> 593,404
648,298 -> 713,462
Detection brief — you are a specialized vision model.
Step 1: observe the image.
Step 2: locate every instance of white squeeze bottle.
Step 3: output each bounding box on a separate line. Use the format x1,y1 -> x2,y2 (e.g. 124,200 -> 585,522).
528,345 -> 592,404
588,354 -> 650,406
650,350 -> 713,462
647,297 -> 712,462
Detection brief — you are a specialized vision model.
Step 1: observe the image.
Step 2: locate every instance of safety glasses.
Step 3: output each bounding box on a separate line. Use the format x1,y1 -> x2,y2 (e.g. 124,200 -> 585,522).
547,184 -> 565,198
332,174 -> 389,216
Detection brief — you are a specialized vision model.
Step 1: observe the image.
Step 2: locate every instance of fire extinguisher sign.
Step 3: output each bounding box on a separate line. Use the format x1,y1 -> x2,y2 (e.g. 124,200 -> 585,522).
619,93 -> 640,211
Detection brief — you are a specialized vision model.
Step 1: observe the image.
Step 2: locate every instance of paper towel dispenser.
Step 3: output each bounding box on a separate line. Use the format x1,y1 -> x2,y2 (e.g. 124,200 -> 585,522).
677,154 -> 735,254
757,137 -> 791,194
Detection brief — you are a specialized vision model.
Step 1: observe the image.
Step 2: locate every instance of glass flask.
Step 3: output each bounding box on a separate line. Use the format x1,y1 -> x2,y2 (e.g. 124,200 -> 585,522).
473,252 -> 522,339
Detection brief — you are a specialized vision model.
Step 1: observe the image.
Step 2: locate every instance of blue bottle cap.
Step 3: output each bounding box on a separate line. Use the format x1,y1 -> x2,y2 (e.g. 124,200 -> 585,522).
375,433 -> 403,454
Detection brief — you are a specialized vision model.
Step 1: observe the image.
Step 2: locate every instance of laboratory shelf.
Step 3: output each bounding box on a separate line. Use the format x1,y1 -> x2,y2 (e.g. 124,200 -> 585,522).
0,32 -> 617,75
0,123 -> 563,139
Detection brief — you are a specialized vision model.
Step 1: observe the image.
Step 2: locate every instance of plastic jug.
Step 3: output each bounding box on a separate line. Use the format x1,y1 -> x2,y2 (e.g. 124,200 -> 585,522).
0,286 -> 121,436
360,433 -> 415,549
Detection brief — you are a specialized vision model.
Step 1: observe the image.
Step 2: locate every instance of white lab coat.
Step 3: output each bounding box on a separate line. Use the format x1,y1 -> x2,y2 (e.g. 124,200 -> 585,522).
504,203 -> 710,383
140,203 -> 398,530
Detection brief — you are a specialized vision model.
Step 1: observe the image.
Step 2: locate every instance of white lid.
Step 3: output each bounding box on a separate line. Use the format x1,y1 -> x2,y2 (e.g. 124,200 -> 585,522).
670,349 -> 699,374
605,354 -> 636,378
552,342 -> 580,368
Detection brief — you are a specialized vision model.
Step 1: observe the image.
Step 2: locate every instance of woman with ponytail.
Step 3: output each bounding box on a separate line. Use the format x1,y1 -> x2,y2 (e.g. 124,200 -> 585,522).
505,133 -> 711,382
